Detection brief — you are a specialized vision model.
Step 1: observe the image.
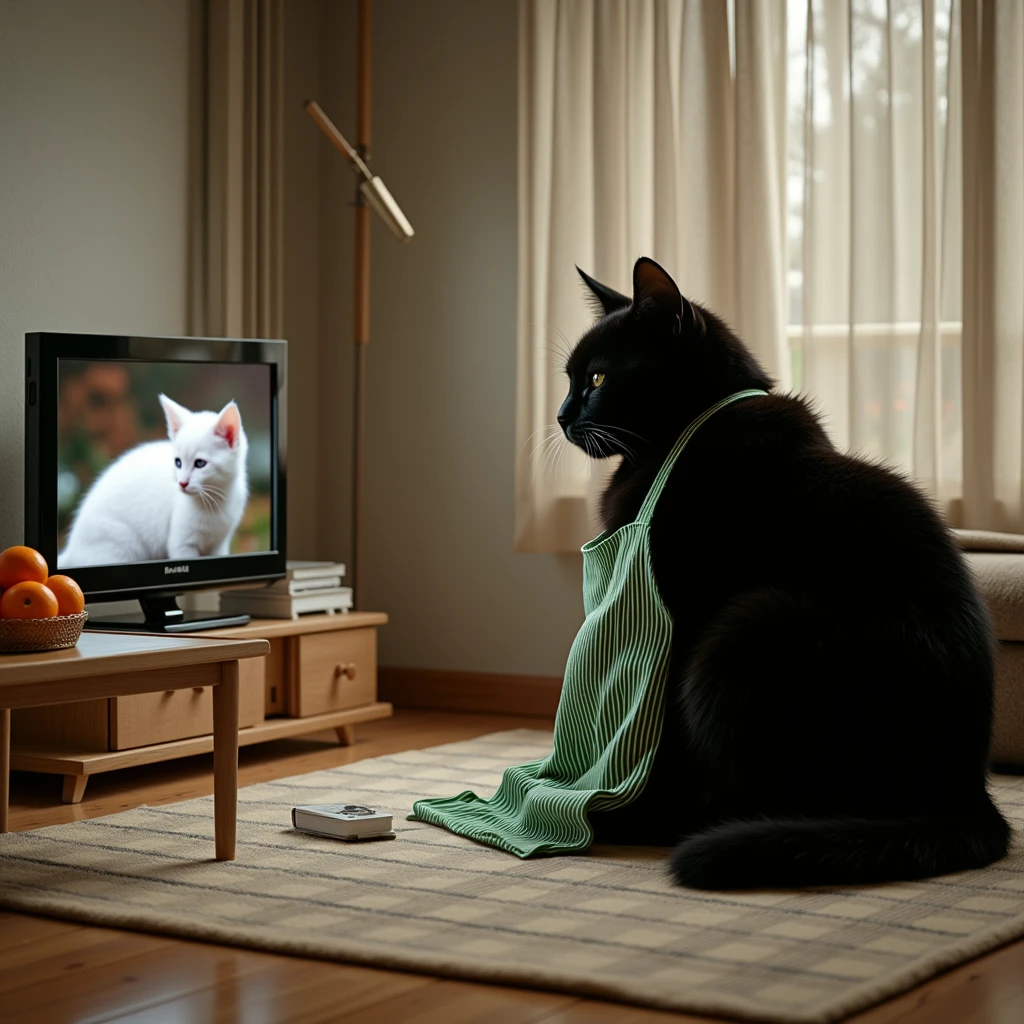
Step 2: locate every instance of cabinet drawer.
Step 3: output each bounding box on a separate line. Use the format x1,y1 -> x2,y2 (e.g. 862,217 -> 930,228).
295,628 -> 377,716
110,660 -> 265,750
111,685 -> 214,750
11,699 -> 110,752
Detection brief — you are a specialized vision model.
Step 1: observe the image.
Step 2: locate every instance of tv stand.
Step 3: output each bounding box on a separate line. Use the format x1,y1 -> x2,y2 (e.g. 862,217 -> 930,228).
9,612 -> 391,804
86,595 -> 251,633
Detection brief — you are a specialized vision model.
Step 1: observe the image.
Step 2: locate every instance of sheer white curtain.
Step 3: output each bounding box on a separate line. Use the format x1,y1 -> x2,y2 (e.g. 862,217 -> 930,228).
961,0 -> 1024,531
517,0 -> 1024,552
788,0 -> 962,508
787,0 -> 1024,528
515,0 -> 788,552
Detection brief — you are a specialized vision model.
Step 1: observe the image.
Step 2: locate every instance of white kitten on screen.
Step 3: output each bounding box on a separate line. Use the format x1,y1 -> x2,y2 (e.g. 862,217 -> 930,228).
59,395 -> 250,568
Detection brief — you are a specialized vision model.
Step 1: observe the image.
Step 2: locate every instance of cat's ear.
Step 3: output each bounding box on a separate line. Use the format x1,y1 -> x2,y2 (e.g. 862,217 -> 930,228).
158,394 -> 190,438
214,401 -> 243,449
678,294 -> 705,338
632,257 -> 705,338
576,266 -> 631,317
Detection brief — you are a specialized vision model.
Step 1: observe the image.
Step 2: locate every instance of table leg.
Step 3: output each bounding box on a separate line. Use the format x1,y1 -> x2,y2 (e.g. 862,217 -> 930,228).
62,774 -> 88,803
335,724 -> 356,746
213,660 -> 239,861
1,708 -> 10,833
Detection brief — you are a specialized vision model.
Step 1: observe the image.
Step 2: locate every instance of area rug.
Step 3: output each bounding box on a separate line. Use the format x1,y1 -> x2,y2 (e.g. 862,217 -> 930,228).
1,730 -> 1023,1023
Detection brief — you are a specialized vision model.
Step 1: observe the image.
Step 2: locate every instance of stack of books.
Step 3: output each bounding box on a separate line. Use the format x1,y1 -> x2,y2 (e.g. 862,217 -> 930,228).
219,560 -> 352,619
290,803 -> 395,842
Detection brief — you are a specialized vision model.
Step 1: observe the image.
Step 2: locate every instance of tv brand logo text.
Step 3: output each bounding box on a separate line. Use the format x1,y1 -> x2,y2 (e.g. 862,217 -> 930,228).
164,565 -> 190,575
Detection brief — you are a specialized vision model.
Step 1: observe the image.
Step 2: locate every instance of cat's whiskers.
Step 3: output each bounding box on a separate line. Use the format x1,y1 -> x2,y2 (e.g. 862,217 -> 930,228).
582,427 -> 607,458
523,321 -> 574,365
196,484 -> 227,514
590,422 -> 648,464
523,321 -> 575,375
535,432 -> 563,482
585,427 -> 635,464
590,422 -> 648,445
590,431 -> 615,463
528,431 -> 564,475
193,489 -> 213,514
538,345 -> 570,368
539,432 -> 572,483
520,423 -> 562,458
540,322 -> 573,353
553,431 -> 578,480
529,433 -> 552,482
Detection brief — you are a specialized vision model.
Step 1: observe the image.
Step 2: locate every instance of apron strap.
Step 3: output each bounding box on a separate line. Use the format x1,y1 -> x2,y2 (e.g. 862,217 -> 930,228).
636,389 -> 768,525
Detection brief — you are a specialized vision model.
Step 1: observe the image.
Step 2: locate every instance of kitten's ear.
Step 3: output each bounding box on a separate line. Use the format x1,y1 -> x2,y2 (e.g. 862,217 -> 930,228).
632,257 -> 704,338
159,394 -> 190,438
576,266 -> 631,317
214,401 -> 243,449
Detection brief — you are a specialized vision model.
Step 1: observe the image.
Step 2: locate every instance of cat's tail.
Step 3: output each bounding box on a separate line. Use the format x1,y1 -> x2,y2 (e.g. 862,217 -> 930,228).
670,798 -> 1012,890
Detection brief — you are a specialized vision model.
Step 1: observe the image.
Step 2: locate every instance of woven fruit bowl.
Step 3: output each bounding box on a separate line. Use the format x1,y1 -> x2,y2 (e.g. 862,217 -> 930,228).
0,612 -> 89,654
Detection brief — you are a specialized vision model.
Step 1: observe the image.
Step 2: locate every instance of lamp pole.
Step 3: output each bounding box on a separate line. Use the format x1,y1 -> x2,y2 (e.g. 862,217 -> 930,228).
305,0 -> 412,609
351,0 -> 372,610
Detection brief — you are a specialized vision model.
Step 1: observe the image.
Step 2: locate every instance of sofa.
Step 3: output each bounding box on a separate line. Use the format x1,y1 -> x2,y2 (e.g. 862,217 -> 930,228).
957,530 -> 1024,768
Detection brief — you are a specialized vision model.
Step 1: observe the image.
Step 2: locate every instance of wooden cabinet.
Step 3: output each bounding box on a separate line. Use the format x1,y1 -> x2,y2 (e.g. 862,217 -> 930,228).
10,613 -> 391,802
112,684 -> 214,751
109,664 -> 264,750
293,627 -> 377,716
213,614 -> 384,722
11,663 -> 264,752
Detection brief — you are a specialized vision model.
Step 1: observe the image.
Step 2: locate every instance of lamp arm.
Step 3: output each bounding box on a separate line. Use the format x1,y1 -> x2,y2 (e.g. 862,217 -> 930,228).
304,100 -> 373,182
305,98 -> 414,242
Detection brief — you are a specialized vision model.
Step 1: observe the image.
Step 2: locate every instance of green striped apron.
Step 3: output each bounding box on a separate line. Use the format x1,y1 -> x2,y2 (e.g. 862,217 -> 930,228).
410,390 -> 768,857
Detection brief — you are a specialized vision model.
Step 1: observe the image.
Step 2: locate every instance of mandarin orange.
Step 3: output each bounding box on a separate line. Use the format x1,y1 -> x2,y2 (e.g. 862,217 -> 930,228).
0,581 -> 59,619
0,545 -> 49,589
45,575 -> 85,616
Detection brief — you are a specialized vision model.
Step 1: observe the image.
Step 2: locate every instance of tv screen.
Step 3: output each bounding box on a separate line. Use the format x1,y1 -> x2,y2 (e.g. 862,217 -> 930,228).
56,359 -> 273,568
25,333 -> 286,629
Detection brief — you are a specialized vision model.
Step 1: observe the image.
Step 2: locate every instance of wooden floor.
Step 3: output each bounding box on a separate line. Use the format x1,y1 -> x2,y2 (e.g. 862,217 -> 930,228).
3,709 -> 1023,1024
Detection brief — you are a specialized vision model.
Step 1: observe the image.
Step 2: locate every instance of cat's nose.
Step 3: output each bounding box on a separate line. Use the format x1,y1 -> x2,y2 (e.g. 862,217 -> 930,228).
557,399 -> 573,431
179,480 -> 188,490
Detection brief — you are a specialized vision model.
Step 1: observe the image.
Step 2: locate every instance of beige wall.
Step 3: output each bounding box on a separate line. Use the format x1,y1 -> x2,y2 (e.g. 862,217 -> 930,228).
0,0 -> 583,677
0,0 -> 322,565
0,0 -> 200,549
283,0 -> 330,559
322,0 -> 584,676
316,0 -> 358,567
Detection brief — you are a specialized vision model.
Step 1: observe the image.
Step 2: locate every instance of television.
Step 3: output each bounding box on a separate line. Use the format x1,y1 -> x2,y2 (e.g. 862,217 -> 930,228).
24,333 -> 287,632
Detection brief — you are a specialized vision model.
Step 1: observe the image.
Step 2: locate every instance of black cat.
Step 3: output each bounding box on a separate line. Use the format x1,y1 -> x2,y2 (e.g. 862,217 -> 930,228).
559,256 -> 1011,889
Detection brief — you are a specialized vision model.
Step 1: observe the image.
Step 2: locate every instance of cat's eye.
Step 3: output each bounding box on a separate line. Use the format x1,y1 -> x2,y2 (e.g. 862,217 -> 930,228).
591,372 -> 605,388
194,459 -> 207,468
174,457 -> 181,468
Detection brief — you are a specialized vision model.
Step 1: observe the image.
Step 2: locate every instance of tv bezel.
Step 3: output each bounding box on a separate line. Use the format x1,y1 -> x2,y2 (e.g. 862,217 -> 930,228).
25,332 -> 287,603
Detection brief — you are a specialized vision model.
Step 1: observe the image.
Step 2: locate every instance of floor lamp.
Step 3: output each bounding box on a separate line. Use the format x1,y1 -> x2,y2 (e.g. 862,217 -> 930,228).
305,0 -> 413,610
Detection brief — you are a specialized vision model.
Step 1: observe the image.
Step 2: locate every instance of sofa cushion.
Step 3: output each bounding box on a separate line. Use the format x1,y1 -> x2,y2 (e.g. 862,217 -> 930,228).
956,530 -> 1024,642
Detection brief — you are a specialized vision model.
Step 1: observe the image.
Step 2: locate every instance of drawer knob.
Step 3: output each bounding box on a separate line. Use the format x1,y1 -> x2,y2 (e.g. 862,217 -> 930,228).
193,687 -> 205,694
334,662 -> 357,681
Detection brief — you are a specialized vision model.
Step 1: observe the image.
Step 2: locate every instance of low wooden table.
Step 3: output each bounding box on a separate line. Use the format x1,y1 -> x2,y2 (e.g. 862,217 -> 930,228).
0,631 -> 269,860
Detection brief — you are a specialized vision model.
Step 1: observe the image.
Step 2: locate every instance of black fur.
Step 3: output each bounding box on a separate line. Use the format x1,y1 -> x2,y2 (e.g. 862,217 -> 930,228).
562,257 -> 1011,890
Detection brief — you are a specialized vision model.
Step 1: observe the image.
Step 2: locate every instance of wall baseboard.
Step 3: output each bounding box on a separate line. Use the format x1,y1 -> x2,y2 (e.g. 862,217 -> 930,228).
379,667 -> 561,718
